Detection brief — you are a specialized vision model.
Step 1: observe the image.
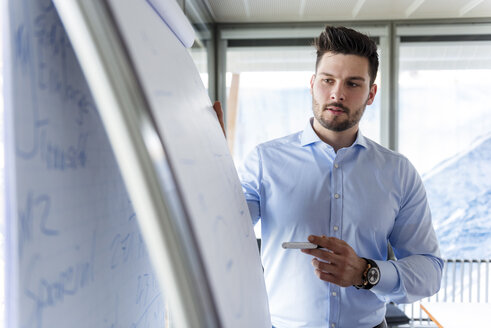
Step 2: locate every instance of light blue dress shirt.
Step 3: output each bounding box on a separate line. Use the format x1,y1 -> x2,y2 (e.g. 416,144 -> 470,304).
238,119 -> 443,328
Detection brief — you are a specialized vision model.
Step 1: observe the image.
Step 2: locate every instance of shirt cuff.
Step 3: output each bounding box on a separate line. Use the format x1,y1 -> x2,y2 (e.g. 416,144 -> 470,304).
370,260 -> 398,295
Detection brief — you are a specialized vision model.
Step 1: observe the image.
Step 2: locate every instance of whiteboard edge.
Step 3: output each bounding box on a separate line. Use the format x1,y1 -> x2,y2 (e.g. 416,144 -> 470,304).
3,1 -> 20,327
52,1 -> 220,327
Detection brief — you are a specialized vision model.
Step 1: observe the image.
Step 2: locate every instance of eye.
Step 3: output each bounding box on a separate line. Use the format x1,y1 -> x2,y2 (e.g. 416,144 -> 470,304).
347,81 -> 359,87
322,78 -> 334,84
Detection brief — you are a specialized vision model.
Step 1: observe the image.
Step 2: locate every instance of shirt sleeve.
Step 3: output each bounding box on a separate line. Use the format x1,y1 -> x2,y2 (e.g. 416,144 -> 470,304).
237,146 -> 262,225
371,158 -> 444,304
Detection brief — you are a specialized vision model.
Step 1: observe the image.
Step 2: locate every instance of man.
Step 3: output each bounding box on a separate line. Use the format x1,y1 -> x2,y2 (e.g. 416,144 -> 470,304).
214,26 -> 442,328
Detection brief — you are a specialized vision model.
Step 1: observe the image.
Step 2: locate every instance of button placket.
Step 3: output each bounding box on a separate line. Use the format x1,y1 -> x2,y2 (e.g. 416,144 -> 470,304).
331,158 -> 342,238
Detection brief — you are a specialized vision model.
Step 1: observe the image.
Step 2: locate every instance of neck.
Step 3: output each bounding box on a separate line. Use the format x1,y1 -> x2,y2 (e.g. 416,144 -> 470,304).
312,119 -> 359,152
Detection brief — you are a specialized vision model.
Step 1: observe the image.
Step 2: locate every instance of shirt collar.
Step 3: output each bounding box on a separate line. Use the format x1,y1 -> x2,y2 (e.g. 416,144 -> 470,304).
300,118 -> 321,146
300,117 -> 369,150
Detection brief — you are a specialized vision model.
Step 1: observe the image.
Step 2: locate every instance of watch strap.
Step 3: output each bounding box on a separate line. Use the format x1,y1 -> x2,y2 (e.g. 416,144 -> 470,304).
354,258 -> 380,290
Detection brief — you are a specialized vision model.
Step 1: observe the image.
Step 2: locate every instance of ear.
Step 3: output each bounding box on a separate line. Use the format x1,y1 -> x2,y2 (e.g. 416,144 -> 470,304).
366,84 -> 377,105
310,74 -> 316,95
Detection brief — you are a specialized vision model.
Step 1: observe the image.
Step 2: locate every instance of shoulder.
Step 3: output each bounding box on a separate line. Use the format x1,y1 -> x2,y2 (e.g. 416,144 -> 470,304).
240,131 -> 303,181
361,137 -> 417,174
241,131 -> 303,169
363,137 -> 424,193
255,131 -> 303,154
363,137 -> 410,163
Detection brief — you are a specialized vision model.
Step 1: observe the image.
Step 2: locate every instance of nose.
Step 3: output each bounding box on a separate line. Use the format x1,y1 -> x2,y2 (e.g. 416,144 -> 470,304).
330,84 -> 345,101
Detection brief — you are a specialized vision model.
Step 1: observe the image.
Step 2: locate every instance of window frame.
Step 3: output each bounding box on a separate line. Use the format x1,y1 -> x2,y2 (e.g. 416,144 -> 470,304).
213,20 -> 491,152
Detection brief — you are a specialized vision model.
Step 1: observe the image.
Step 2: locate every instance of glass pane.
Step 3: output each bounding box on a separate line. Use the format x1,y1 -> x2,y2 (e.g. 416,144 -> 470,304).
398,41 -> 491,259
226,70 -> 312,165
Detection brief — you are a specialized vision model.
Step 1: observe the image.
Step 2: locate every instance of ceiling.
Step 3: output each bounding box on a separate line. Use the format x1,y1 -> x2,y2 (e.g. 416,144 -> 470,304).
201,0 -> 491,23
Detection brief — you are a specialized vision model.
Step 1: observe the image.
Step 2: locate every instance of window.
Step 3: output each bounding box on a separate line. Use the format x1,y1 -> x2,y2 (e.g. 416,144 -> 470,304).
226,45 -> 315,164
398,37 -> 491,259
183,0 -> 214,94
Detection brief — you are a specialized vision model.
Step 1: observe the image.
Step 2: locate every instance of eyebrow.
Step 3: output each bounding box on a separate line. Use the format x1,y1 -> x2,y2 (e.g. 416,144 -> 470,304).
318,72 -> 366,82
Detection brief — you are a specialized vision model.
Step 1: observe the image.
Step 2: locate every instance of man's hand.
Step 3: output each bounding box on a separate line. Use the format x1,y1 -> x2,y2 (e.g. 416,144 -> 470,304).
301,235 -> 367,287
212,101 -> 226,137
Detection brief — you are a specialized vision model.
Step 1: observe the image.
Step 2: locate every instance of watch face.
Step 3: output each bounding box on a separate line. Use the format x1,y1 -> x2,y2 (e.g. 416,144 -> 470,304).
367,267 -> 380,285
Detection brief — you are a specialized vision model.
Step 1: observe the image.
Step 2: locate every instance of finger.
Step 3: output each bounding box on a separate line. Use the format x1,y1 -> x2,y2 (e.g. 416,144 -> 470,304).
313,261 -> 353,287
302,248 -> 340,264
314,269 -> 337,283
213,101 -> 223,117
303,235 -> 341,259
212,101 -> 226,137
308,235 -> 349,255
312,258 -> 335,272
312,258 -> 355,284
315,269 -> 352,287
307,235 -> 330,248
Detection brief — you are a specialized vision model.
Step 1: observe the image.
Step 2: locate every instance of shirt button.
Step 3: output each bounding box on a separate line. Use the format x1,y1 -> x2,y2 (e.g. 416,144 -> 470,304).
331,324 -> 335,328
333,225 -> 339,231
332,291 -> 337,296
334,163 -> 339,168
334,193 -> 340,199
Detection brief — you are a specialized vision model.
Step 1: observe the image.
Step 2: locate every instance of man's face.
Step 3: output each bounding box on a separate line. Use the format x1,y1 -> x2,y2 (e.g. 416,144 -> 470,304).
310,52 -> 377,132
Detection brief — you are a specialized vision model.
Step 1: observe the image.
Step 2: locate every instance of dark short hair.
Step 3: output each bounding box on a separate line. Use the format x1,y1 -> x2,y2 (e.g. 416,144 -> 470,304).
314,25 -> 379,85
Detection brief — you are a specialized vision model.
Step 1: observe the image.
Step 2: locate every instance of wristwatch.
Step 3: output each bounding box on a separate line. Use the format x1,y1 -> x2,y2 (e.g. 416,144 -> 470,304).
354,258 -> 380,290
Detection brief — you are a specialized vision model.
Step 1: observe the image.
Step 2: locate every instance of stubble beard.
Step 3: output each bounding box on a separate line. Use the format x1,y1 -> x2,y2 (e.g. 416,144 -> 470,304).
311,94 -> 367,132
